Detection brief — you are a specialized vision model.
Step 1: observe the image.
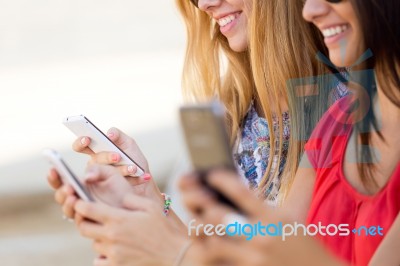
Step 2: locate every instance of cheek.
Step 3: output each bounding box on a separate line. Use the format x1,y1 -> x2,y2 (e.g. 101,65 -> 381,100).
343,25 -> 364,66
226,17 -> 249,52
345,6 -> 365,55
243,0 -> 252,13
234,26 -> 249,51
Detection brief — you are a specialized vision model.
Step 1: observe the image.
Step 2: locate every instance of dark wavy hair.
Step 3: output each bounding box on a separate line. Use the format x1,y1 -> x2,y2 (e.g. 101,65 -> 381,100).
351,0 -> 400,189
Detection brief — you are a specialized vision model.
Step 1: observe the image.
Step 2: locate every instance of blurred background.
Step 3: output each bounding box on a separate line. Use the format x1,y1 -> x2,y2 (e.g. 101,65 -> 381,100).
0,0 -> 189,265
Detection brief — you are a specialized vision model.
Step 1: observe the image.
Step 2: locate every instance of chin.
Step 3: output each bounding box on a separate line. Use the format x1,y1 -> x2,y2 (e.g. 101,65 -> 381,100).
329,46 -> 361,68
228,39 -> 248,53
329,52 -> 353,68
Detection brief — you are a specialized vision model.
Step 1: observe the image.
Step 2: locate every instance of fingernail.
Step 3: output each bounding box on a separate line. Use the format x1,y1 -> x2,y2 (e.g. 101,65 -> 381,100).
107,132 -> 114,138
111,153 -> 120,162
143,173 -> 152,181
81,137 -> 87,145
127,165 -> 134,173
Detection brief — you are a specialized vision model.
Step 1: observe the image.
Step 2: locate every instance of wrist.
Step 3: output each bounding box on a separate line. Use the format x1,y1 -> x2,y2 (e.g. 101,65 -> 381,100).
173,239 -> 193,266
162,193 -> 172,216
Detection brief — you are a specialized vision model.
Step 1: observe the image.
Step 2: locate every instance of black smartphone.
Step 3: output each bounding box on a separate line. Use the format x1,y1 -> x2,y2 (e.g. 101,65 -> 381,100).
180,101 -> 243,213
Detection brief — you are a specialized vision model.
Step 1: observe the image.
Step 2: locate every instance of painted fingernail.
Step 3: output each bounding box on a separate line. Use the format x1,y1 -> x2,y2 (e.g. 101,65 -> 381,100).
127,165 -> 135,173
81,137 -> 87,145
111,153 -> 120,162
143,173 -> 152,181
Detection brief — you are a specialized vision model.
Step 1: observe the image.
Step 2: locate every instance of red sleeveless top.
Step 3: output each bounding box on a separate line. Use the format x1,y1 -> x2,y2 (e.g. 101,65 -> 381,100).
305,96 -> 400,266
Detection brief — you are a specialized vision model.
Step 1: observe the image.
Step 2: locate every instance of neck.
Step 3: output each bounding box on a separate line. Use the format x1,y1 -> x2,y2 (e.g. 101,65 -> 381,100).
376,79 -> 400,134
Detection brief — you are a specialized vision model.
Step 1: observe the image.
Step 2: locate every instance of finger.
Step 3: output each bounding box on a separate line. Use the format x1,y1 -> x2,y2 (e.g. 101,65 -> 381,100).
106,127 -> 133,149
62,195 -> 78,219
74,200 -> 118,223
75,213 -> 84,225
54,185 -> 74,205
181,187 -> 216,217
207,170 -> 268,218
178,172 -> 202,191
92,240 -> 107,256
201,204 -> 233,226
72,136 -> 94,155
77,219 -> 105,240
124,172 -> 152,186
121,193 -> 157,212
84,164 -> 120,183
187,205 -> 240,241
54,188 -> 67,205
88,152 -> 121,165
93,256 -> 109,266
47,168 -> 63,189
107,127 -> 149,173
115,164 -> 137,176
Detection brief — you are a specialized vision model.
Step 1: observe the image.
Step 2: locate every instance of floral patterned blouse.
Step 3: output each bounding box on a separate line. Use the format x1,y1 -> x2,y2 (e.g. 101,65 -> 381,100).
233,80 -> 349,206
233,106 -> 290,206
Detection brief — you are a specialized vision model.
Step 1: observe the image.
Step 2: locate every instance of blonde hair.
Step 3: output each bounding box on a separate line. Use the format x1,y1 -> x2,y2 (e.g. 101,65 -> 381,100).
176,0 -> 330,201
175,0 -> 255,142
249,0 -> 329,202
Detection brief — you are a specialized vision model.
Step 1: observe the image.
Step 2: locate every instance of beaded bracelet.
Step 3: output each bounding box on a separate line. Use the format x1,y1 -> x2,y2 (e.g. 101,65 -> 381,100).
161,193 -> 172,216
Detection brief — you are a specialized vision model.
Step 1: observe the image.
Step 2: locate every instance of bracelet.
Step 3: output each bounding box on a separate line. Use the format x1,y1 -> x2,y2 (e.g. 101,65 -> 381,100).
173,241 -> 193,266
162,193 -> 172,216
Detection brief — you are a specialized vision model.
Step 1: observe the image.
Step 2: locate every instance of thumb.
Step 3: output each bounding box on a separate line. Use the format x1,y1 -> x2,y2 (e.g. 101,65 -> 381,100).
106,127 -> 133,148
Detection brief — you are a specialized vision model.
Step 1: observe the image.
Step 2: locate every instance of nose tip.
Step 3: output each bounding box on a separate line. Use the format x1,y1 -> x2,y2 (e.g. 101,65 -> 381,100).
302,0 -> 329,23
197,0 -> 220,12
302,0 -> 315,22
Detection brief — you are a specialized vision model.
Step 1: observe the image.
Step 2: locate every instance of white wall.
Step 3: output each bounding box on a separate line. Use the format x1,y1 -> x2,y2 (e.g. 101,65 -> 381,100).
0,0 -> 187,193
0,1 -> 190,265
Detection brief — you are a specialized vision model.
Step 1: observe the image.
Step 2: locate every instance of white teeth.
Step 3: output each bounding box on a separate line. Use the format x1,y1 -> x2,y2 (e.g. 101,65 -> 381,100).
322,24 -> 349,38
217,14 -> 237,27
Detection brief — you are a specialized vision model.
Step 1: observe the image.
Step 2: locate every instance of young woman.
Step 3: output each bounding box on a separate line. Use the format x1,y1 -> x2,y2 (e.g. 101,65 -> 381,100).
180,0 -> 400,265
47,0 -> 341,264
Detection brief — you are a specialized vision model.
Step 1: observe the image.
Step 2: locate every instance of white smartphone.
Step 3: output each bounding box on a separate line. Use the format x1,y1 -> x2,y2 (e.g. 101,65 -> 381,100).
43,148 -> 94,202
62,115 -> 145,176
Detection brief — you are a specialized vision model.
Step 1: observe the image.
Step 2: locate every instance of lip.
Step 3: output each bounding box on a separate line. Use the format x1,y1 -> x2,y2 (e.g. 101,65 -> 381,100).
319,23 -> 350,47
216,12 -> 242,35
214,11 -> 241,20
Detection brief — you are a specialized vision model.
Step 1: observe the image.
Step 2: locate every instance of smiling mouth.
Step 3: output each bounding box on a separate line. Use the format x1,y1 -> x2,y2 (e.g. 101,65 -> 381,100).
216,12 -> 241,27
321,24 -> 349,38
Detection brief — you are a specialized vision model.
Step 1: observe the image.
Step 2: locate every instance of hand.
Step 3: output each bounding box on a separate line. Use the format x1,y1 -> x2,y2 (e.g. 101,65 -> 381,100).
179,170 -> 345,266
46,160 -> 158,219
73,127 -> 163,205
74,193 -> 190,266
47,168 -> 78,219
84,164 -> 161,207
72,127 -> 150,177
47,127 -> 162,219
